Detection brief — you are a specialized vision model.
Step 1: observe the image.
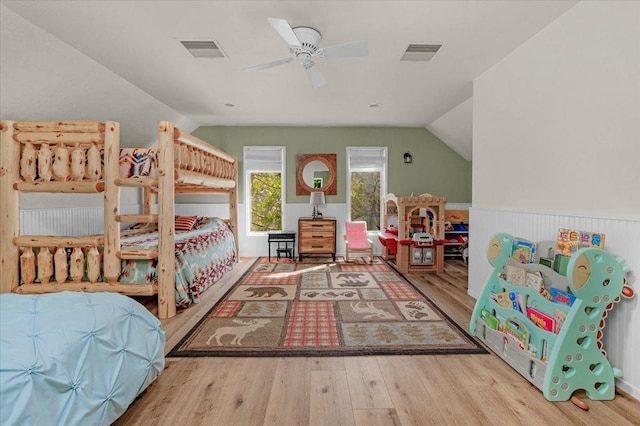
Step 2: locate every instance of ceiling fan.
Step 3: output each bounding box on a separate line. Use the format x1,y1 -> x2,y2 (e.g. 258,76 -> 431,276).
246,18 -> 368,88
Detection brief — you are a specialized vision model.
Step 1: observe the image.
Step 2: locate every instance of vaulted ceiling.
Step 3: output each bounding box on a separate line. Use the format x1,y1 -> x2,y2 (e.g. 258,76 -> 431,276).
1,1 -> 577,159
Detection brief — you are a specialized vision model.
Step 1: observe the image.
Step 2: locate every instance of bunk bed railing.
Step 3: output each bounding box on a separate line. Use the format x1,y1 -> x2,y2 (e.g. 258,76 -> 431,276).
1,121 -> 119,294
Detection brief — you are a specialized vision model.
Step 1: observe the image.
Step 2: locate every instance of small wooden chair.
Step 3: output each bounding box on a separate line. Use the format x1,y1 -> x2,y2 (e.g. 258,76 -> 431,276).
344,221 -> 373,263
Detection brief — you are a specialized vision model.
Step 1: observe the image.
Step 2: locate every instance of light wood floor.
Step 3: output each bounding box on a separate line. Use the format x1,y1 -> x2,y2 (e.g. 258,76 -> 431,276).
114,258 -> 640,426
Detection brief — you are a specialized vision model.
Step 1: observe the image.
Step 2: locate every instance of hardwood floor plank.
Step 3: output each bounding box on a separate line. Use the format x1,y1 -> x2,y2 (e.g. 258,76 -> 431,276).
376,355 -> 447,425
263,357 -> 311,426
353,408 -> 402,426
183,358 -> 242,424
309,370 -> 355,426
213,357 -> 277,426
412,355 -> 493,424
345,356 -> 394,409
309,356 -> 346,371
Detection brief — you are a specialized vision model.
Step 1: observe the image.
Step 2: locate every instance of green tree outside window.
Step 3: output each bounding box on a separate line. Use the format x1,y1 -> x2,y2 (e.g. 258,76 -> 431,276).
250,172 -> 282,232
350,171 -> 381,230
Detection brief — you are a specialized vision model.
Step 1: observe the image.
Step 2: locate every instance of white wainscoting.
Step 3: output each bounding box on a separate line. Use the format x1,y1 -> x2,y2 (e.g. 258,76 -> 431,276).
20,201 -> 471,259
469,207 -> 640,399
20,205 -> 141,236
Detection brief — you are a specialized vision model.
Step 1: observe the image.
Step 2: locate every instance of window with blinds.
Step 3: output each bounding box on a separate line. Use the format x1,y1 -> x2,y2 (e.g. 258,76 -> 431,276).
243,147 -> 285,233
347,147 -> 387,230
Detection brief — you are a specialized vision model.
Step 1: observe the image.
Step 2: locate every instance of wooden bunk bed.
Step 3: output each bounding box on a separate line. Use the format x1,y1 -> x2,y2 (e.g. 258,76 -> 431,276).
0,120 -> 238,319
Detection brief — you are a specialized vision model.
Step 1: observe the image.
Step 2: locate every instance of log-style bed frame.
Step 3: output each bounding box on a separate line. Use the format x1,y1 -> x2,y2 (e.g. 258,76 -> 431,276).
0,120 -> 238,318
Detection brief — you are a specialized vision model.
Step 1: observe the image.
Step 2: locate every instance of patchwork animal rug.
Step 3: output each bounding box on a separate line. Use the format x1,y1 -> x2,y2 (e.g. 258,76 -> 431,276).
168,257 -> 486,357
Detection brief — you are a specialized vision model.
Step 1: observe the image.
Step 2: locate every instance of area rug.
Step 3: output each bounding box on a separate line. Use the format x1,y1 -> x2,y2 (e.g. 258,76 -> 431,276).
168,257 -> 486,357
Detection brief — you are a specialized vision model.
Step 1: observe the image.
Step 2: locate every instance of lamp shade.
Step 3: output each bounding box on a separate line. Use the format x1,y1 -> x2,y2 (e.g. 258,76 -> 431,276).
309,191 -> 326,205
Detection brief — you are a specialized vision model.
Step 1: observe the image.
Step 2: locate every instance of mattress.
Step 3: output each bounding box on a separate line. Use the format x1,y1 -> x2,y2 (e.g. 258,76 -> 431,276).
0,292 -> 165,425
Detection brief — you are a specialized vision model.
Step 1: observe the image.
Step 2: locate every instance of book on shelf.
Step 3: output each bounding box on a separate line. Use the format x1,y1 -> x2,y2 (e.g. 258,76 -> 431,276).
525,271 -> 544,292
505,265 -> 526,286
553,308 -> 567,334
549,288 -> 576,307
504,318 -> 530,349
481,309 -> 499,330
491,292 -> 514,309
556,228 -> 605,256
511,238 -> 537,264
526,307 -> 556,332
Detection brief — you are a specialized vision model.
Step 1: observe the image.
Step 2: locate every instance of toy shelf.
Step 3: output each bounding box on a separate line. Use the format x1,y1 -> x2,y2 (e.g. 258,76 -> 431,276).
470,233 -> 634,403
444,209 -> 468,259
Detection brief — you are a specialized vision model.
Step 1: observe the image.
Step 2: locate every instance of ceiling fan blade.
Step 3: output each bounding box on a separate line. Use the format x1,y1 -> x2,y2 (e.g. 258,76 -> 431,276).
314,41 -> 368,59
267,18 -> 302,47
304,63 -> 326,89
246,57 -> 293,72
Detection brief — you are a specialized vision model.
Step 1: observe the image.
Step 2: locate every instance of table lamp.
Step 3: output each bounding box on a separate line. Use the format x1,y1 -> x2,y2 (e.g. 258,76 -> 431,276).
309,191 -> 325,219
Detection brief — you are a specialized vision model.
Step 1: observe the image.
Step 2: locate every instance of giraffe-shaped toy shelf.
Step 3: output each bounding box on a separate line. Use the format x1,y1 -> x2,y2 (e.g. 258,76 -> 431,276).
470,233 -> 634,402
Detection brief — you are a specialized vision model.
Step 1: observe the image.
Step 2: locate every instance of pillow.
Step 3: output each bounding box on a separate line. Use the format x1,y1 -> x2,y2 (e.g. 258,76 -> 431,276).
175,215 -> 198,231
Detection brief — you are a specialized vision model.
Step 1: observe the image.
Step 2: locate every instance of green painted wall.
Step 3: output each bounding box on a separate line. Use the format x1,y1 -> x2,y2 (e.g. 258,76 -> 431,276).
192,126 -> 471,204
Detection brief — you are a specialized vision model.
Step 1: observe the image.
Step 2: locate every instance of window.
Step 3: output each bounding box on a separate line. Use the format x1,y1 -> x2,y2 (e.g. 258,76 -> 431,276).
347,147 -> 387,231
243,147 -> 285,233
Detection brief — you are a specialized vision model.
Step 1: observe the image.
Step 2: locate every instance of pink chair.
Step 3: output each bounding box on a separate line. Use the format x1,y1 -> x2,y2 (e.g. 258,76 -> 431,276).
344,221 -> 373,263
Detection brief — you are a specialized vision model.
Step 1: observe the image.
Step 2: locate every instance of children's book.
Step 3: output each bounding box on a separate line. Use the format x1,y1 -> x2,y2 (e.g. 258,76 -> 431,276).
516,294 -> 527,313
505,265 -> 526,286
509,292 -> 520,312
556,228 -> 605,256
511,238 -> 537,264
549,288 -> 576,307
526,307 -> 556,332
525,271 -> 544,291
554,308 -> 567,334
491,292 -> 513,309
481,309 -> 499,330
556,228 -> 580,257
583,231 -> 605,250
504,318 -> 530,349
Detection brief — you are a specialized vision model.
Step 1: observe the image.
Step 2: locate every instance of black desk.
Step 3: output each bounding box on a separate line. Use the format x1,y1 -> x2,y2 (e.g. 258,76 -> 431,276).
267,231 -> 296,262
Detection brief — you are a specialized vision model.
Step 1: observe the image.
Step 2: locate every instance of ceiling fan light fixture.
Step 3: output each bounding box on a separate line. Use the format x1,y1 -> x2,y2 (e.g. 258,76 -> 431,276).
246,18 -> 369,89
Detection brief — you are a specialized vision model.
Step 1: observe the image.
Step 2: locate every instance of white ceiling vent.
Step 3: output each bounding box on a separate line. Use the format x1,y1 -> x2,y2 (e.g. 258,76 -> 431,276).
179,40 -> 226,58
401,43 -> 442,62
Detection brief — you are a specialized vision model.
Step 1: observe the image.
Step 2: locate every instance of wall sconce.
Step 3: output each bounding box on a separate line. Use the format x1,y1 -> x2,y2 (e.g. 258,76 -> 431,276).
403,152 -> 413,164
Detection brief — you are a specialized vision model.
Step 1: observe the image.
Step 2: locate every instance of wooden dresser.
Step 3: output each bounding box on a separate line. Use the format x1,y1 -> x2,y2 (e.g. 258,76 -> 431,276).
298,217 -> 337,261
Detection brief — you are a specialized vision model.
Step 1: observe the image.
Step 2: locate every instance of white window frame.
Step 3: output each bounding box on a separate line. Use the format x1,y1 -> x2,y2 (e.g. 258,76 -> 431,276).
346,147 -> 388,230
243,146 -> 286,235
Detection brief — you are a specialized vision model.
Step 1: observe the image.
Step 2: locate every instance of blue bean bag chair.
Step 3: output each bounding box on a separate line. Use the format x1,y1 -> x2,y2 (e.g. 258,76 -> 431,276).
0,292 -> 165,425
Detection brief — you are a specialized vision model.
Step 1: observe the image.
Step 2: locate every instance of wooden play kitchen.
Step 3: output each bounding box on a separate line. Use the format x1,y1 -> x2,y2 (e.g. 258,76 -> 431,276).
378,193 -> 447,274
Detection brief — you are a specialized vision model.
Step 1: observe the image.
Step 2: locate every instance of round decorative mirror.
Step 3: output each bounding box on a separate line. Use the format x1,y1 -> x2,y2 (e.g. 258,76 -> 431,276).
295,153 -> 337,195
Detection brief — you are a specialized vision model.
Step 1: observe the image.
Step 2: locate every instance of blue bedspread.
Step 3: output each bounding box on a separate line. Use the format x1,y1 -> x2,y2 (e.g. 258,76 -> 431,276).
0,292 -> 165,425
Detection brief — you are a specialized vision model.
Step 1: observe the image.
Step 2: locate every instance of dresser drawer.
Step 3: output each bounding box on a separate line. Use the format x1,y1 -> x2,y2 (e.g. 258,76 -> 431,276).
299,220 -> 336,233
300,236 -> 335,251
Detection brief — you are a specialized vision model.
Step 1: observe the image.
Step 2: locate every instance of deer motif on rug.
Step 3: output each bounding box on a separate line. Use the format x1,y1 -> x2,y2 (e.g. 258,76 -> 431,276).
349,302 -> 395,319
206,318 -> 270,346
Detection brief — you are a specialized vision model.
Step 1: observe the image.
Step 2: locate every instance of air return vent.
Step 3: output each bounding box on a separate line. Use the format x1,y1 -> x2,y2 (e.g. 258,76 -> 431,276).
179,40 -> 226,58
400,43 -> 442,62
